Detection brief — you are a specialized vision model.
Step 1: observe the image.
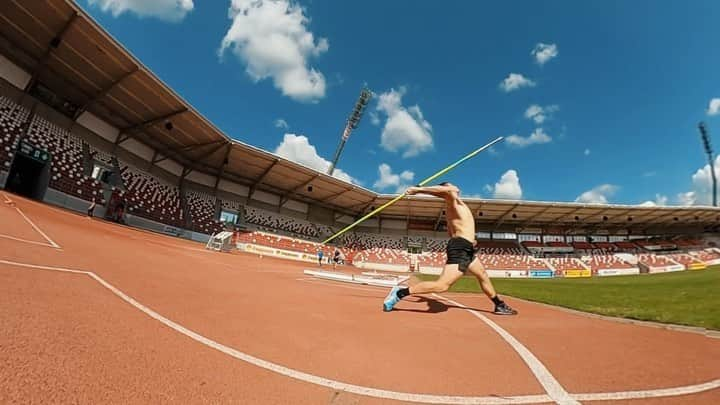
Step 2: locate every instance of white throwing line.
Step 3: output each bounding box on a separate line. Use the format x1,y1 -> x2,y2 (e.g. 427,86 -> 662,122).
435,294 -> 579,405
0,192 -> 60,249
1,258 -> 718,404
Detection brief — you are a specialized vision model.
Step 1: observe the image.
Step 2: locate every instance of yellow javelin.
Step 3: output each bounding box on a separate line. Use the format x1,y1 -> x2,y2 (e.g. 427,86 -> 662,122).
322,136 -> 504,245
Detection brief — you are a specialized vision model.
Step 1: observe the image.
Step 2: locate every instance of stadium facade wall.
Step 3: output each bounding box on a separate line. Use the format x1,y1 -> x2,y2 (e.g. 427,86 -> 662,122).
218,179 -> 249,197
75,112 -> 119,143
0,54 -> 30,90
155,158 -> 183,177
44,188 -> 107,217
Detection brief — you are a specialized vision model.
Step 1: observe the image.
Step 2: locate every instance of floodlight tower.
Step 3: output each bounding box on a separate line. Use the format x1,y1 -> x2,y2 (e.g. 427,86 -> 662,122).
327,87 -> 372,176
699,121 -> 717,207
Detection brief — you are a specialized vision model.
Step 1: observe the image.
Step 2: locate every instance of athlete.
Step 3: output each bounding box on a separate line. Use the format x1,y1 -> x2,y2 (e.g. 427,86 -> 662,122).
383,183 -> 518,315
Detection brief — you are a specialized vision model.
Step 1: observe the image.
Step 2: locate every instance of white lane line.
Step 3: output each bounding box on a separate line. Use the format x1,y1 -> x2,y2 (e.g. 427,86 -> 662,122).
2,258 -> 719,404
435,294 -> 579,405
574,379 -> 720,401
0,233 -> 57,249
1,193 -> 61,249
0,259 -> 548,405
13,207 -> 61,249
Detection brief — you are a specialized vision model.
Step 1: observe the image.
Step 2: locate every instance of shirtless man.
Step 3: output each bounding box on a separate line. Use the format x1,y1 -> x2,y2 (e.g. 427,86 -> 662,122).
382,183 -> 518,315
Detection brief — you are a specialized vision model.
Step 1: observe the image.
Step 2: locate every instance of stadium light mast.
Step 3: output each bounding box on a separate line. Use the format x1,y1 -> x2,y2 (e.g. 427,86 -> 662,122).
327,87 -> 372,176
699,122 -> 717,207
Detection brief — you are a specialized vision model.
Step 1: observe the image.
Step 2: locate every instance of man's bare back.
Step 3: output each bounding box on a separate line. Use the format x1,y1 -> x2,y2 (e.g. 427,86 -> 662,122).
405,183 -> 475,242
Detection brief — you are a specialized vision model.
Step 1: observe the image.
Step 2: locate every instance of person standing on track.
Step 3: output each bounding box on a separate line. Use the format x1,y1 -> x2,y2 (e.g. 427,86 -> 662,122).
382,182 -> 518,315
317,248 -> 324,267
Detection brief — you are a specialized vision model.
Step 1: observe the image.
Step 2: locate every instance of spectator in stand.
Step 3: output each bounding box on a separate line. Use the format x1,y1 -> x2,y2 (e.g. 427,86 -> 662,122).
87,198 -> 96,218
332,248 -> 342,270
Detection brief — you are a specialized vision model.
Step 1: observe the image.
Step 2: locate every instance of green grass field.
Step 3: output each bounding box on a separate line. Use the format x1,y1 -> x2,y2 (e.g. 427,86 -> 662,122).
417,266 -> 720,330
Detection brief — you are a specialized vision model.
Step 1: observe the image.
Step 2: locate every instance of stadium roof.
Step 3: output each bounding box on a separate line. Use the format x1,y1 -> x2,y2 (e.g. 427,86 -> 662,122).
1,0 -> 720,233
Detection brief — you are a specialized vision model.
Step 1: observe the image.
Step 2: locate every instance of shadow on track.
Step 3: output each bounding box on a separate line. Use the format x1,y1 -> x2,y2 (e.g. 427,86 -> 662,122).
393,296 -> 495,314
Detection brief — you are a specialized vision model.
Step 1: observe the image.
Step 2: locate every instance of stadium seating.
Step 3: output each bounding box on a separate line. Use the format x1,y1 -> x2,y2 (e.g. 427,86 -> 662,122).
668,253 -> 703,269
637,254 -> 677,268
243,206 -> 318,238
582,254 -> 634,271
0,96 -> 29,171
353,247 -> 410,265
118,161 -> 183,227
546,257 -> 586,274
26,115 -> 104,203
571,241 -> 594,250
425,238 -> 447,252
689,249 -> 720,262
186,190 -> 222,234
476,241 -> 548,270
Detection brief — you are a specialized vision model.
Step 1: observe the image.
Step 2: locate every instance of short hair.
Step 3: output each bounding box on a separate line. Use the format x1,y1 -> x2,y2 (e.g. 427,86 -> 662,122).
439,182 -> 451,186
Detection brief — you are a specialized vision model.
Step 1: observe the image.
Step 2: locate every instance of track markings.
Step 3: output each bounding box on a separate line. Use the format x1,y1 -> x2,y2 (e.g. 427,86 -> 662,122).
1,258 -> 718,404
435,294 -> 578,404
0,192 -> 60,249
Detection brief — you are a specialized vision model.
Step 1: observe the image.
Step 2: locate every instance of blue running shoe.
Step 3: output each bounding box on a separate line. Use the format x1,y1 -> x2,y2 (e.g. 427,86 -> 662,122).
383,286 -> 401,312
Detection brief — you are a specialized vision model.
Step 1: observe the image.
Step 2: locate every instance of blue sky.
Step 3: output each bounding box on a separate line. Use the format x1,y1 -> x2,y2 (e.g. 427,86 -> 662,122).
80,0 -> 720,206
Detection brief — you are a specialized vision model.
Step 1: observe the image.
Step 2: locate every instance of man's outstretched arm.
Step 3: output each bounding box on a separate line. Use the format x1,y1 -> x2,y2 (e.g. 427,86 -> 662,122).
405,184 -> 459,198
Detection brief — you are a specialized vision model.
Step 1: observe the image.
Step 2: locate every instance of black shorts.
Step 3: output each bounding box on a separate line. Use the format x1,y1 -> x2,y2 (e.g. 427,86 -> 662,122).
445,237 -> 475,273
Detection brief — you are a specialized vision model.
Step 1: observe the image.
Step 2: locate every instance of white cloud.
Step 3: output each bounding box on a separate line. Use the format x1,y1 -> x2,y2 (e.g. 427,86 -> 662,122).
642,171 -> 656,177
375,87 -> 434,157
707,98 -> 720,116
584,148 -> 591,156
677,191 -> 697,206
524,104 -> 559,124
499,73 -> 536,92
274,118 -> 289,129
373,163 -> 414,193
369,111 -> 380,126
489,170 -> 522,200
274,134 -> 355,183
575,184 -> 618,204
219,0 -> 329,102
506,128 -> 552,148
87,0 -> 194,21
639,194 -> 668,207
677,155 -> 720,206
531,43 -> 558,65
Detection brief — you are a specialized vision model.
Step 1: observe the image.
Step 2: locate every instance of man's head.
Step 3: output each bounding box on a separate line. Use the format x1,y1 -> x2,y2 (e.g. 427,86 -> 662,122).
439,181 -> 460,196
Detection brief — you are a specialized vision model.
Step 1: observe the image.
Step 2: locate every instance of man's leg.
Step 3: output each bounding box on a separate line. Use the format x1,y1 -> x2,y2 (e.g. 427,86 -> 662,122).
466,258 -> 518,315
383,264 -> 463,311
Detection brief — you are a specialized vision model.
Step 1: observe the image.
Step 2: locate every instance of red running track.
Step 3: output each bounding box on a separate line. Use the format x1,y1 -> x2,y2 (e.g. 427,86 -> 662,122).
0,192 -> 718,404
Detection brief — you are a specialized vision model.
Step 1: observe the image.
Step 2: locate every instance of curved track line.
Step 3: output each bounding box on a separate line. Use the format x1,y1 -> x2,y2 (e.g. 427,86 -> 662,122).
435,294 -> 578,404
1,259 -> 718,404
574,379 -> 720,401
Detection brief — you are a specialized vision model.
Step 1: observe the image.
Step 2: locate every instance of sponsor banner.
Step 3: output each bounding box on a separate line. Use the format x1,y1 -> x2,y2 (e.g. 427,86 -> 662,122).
563,269 -> 592,278
597,268 -> 640,276
688,263 -> 707,271
529,270 -> 554,278
486,270 -> 528,278
647,264 -> 685,274
241,244 -> 317,263
162,225 -> 182,236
